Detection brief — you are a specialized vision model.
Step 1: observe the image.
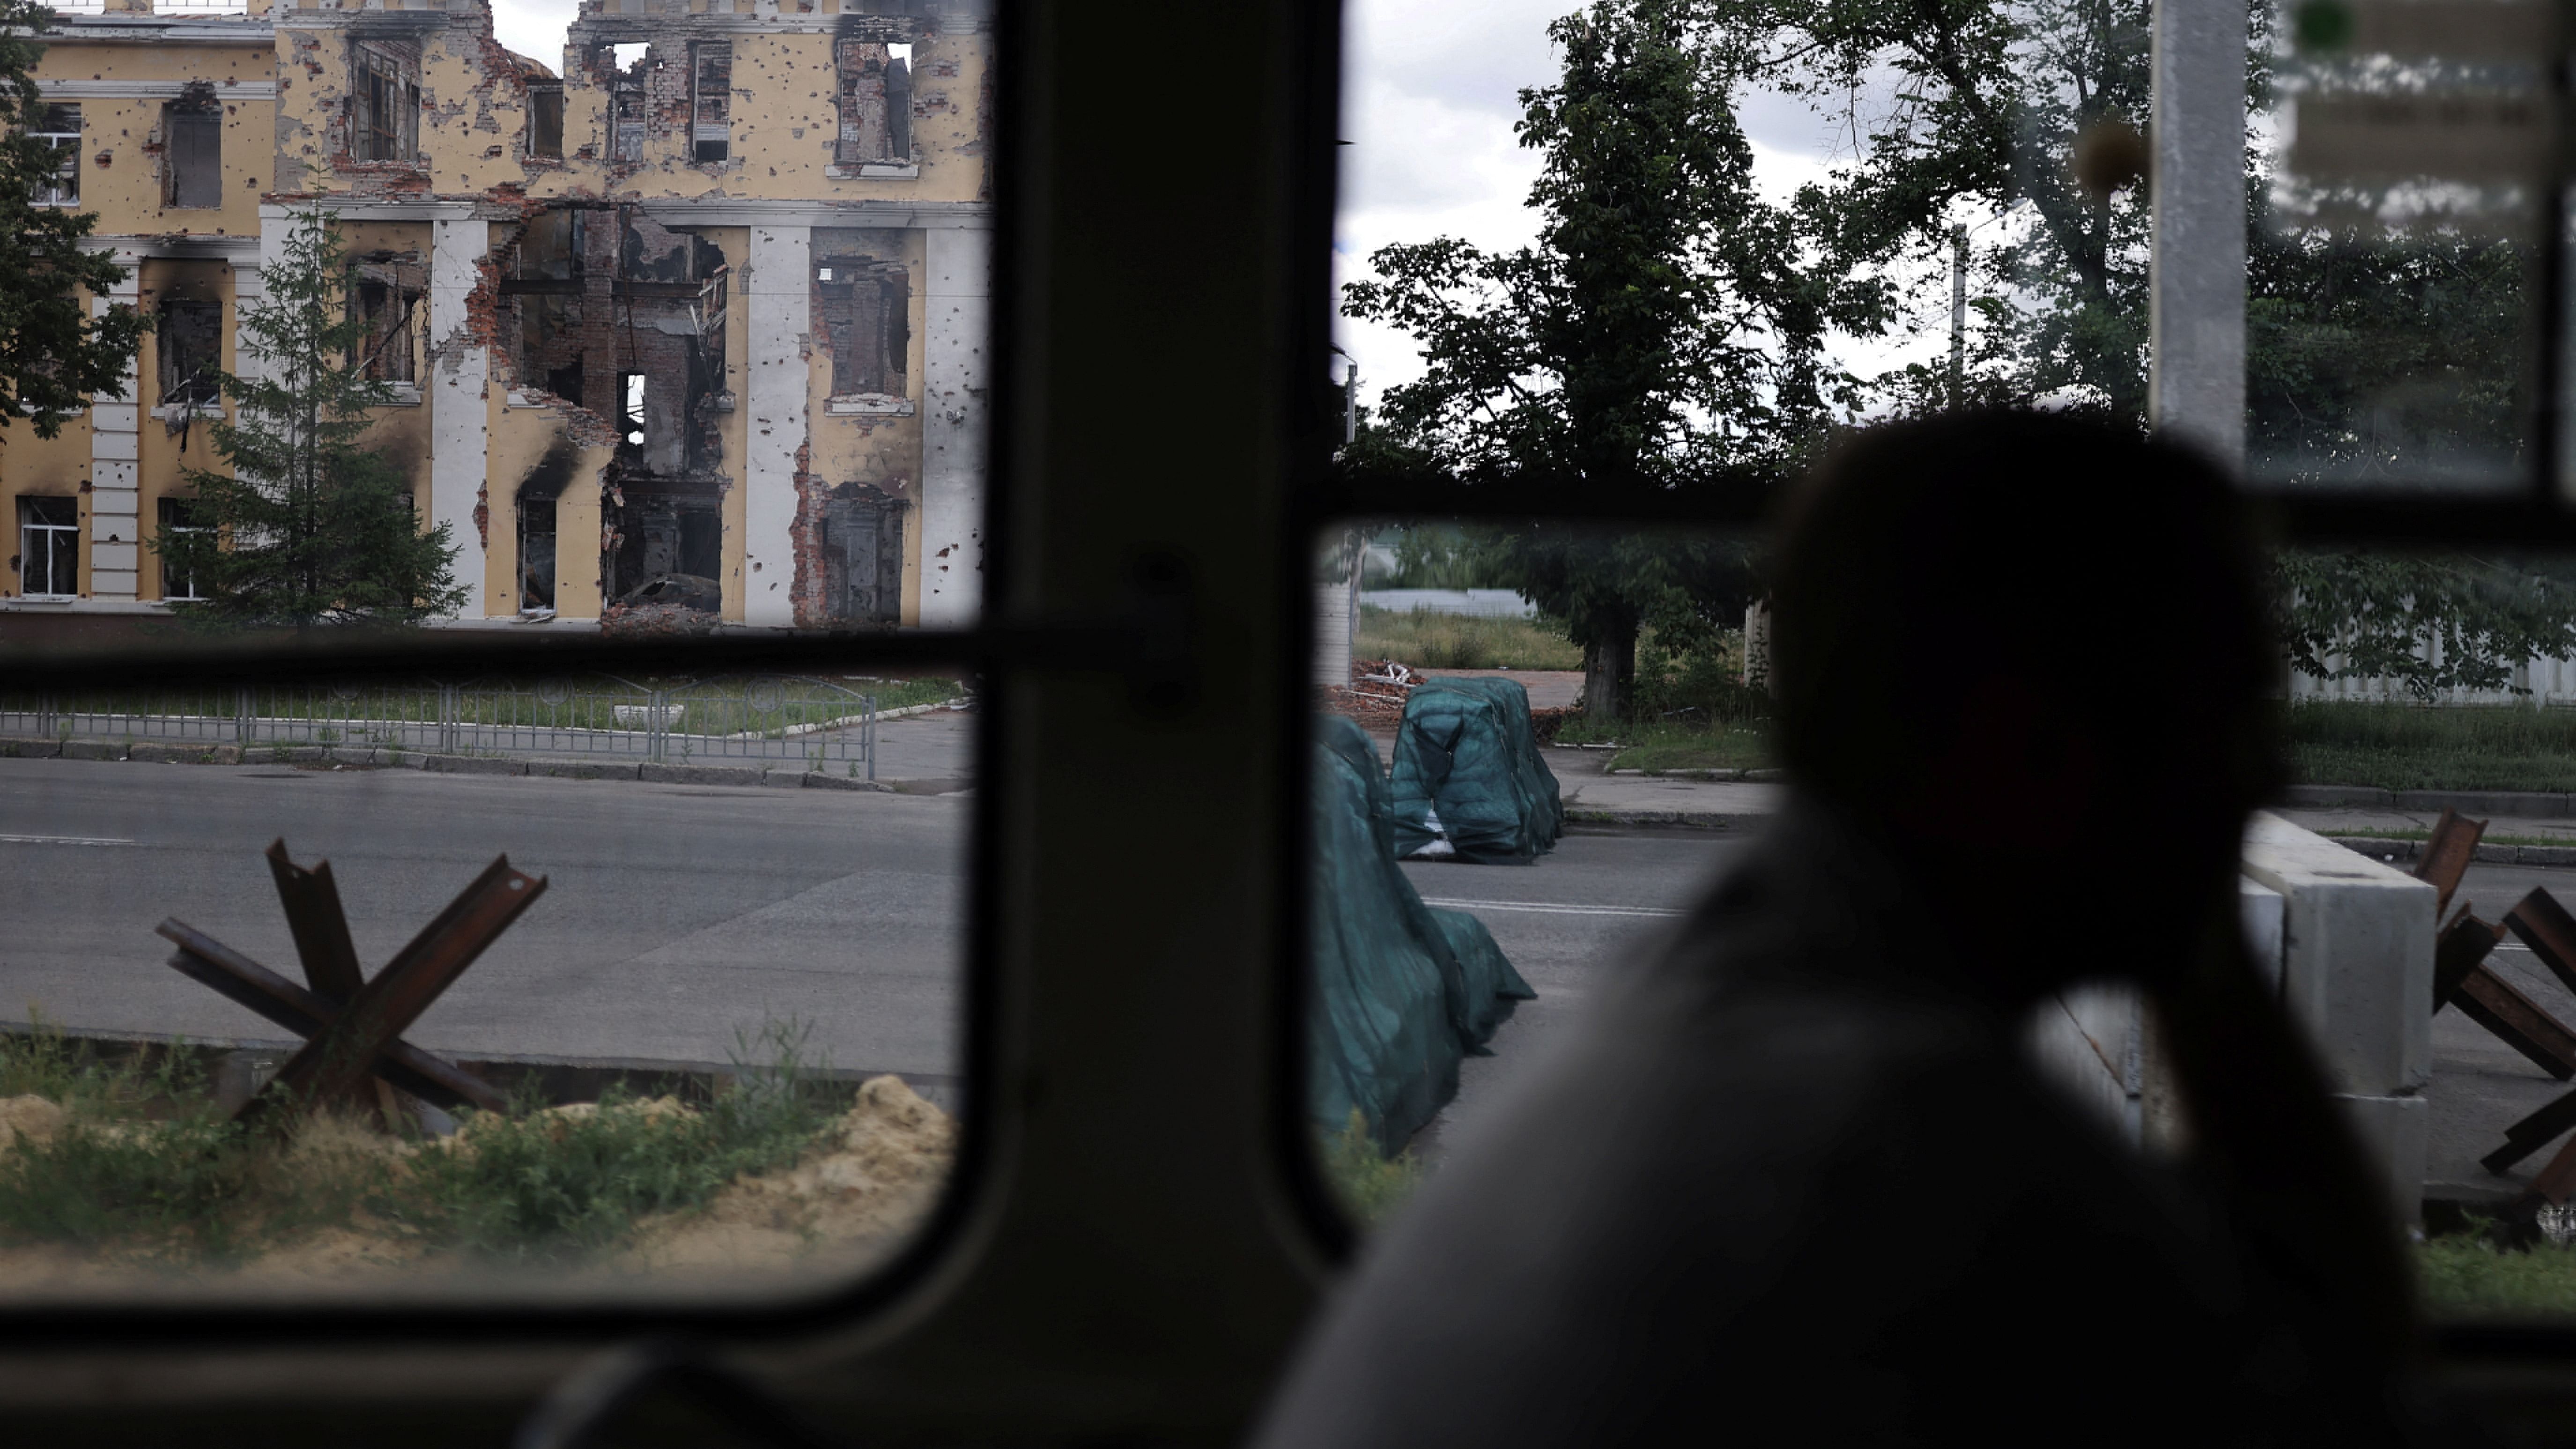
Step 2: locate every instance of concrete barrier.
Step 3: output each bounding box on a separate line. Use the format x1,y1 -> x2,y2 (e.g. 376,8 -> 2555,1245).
2240,811 -> 2433,1222
2029,814 -> 2428,1221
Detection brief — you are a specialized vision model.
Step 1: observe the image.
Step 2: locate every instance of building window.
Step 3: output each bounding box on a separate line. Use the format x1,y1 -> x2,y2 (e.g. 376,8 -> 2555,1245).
816,256 -> 910,399
691,42 -> 730,164
158,301 -> 222,408
835,41 -> 912,165
608,44 -> 648,162
158,498 -> 207,602
17,497 -> 77,599
31,104 -> 78,206
349,41 -> 420,163
163,87 -> 221,208
352,263 -> 420,384
527,82 -> 563,159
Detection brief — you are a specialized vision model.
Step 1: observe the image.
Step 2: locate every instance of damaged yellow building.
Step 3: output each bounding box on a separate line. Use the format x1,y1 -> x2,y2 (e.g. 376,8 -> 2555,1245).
0,0 -> 990,630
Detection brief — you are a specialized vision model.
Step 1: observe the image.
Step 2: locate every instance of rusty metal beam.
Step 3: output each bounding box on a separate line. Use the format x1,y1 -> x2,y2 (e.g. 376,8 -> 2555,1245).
2414,807 -> 2487,918
265,838 -> 366,1003
233,855 -> 543,1132
155,920 -> 506,1114
2508,888 -> 2576,999
2455,967 -> 2576,1081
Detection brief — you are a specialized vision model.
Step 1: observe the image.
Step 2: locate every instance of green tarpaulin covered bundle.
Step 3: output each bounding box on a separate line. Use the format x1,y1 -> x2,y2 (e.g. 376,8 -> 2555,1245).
1310,715 -> 1535,1153
1390,677 -> 1566,865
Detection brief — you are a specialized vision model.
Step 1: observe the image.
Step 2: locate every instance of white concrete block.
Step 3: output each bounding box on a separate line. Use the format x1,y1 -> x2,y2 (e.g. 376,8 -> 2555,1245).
89,542 -> 138,571
89,569 -> 138,599
2240,811 -> 2433,1097
2239,876 -> 2284,992
743,225 -> 810,629
91,431 -> 138,462
2028,983 -> 2141,1144
89,403 -> 139,432
90,461 -> 135,492
2335,1092 -> 2429,1227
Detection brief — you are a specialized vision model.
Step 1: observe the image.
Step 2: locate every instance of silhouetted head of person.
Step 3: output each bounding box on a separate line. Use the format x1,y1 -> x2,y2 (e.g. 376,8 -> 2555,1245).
1771,410 -> 2278,1000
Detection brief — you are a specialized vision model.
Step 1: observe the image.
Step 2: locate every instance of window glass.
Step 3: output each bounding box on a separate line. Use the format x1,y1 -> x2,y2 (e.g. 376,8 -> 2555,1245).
2250,0 -> 2550,491
31,104 -> 77,207
0,0 -> 996,1302
1306,522 -> 1765,1223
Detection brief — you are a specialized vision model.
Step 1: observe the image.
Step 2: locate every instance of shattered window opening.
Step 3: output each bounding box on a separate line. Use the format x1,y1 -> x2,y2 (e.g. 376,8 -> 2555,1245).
609,44 -> 649,163
349,40 -> 421,163
30,103 -> 78,206
158,497 -> 207,602
816,253 -> 910,400
353,260 -> 421,385
157,300 -> 222,409
621,372 -> 647,452
691,41 -> 730,165
835,40 -> 911,166
527,82 -> 563,160
17,496 -> 77,599
163,85 -> 221,209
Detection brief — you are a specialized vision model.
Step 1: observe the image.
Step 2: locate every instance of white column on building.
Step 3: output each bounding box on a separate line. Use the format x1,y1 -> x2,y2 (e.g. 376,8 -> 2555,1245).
427,216 -> 491,619
88,248 -> 144,602
918,222 -> 988,628
744,224 -> 811,628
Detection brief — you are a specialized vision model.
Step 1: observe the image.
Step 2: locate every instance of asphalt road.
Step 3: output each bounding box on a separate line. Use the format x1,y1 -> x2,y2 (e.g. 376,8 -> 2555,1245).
0,754 -> 969,1083
1398,824 -> 1751,1158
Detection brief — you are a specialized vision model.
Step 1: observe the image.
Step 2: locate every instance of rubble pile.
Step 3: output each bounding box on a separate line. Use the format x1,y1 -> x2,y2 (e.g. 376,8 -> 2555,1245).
1319,658 -> 1420,730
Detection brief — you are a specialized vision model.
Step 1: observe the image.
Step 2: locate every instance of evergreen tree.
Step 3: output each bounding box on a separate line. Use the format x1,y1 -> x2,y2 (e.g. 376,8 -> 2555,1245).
152,210 -> 466,629
0,0 -> 148,435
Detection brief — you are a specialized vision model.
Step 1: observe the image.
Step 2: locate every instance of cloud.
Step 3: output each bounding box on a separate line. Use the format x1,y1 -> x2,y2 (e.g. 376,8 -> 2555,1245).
489,0 -> 579,69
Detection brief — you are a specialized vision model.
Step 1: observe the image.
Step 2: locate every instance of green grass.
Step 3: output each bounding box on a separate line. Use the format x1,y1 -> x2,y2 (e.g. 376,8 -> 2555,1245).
0,1020 -> 844,1270
2287,701 -> 2576,792
2420,1232 -> 2576,1315
1318,1112 -> 1427,1228
1354,606 -> 1583,672
1542,719 -> 1774,773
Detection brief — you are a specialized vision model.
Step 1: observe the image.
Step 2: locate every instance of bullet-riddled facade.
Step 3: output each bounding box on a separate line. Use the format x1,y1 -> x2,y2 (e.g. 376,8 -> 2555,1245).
0,0 -> 989,630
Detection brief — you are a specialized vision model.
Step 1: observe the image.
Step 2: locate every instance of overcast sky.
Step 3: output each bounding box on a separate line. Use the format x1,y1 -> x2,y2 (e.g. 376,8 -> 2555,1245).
481,0 -> 1942,405
1343,1 -> 1950,409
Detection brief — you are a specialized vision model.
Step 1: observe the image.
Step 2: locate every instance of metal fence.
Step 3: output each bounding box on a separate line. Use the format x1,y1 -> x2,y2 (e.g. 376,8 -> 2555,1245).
0,676 -> 878,776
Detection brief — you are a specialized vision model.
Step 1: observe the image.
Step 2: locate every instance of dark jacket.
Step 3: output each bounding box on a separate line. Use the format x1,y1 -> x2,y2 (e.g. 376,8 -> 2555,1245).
1255,799 -> 2424,1446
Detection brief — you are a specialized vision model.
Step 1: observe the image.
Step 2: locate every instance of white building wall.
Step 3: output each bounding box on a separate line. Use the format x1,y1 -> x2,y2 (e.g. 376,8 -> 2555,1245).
743,224 -> 811,628
427,217 -> 489,618
918,223 -> 988,628
88,250 -> 142,602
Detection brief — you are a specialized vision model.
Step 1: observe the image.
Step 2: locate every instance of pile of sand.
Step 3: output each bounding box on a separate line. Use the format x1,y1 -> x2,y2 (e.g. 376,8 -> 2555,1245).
628,1074 -> 955,1274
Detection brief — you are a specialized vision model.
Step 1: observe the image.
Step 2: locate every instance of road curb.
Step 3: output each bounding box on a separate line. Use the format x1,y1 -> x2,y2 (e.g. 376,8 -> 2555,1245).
2280,784 -> 2576,817
1565,808 -> 1771,830
0,733 -> 923,797
2326,835 -> 2576,868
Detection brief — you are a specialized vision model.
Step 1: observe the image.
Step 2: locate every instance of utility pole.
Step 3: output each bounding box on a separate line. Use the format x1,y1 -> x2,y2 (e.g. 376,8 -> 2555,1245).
1948,223 -> 1968,401
2149,0 -> 2247,466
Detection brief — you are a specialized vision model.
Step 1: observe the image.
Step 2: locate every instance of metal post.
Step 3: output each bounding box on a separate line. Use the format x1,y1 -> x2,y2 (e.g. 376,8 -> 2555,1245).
866,695 -> 877,782
1948,222 -> 1967,400
2150,0 -> 2248,467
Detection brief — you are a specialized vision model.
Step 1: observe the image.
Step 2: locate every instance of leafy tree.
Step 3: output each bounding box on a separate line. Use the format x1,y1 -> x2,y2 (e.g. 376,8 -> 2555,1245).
151,211 -> 466,629
1343,0 -> 1864,718
0,0 -> 147,435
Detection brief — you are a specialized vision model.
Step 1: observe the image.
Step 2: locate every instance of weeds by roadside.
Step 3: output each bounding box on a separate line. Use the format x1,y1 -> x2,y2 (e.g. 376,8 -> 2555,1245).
1354,607 -> 1582,672
0,1019 -> 873,1274
1318,1111 -> 1426,1227
2419,1229 -> 2576,1315
2288,702 -> 2576,792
